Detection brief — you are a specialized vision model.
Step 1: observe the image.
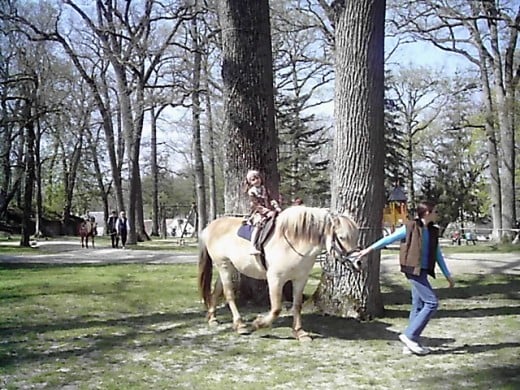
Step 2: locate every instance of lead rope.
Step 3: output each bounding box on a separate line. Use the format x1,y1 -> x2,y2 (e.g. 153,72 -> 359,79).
282,230 -> 307,257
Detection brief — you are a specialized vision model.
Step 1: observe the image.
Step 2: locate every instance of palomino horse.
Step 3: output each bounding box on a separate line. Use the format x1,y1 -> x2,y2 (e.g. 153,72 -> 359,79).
79,218 -> 97,248
198,205 -> 360,341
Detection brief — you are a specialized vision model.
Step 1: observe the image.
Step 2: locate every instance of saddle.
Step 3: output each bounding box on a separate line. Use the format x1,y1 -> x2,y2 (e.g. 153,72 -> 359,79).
237,215 -> 277,253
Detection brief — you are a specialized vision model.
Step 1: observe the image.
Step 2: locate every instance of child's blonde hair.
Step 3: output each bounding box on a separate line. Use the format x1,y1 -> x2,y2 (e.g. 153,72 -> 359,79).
246,169 -> 261,184
243,169 -> 261,193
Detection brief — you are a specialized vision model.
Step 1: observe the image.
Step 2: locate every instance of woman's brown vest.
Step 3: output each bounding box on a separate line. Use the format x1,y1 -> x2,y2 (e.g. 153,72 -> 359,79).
399,219 -> 439,277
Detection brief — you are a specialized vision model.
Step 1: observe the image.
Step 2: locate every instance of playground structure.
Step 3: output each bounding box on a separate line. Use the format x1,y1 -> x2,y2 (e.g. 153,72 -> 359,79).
159,202 -> 198,240
382,185 -> 408,232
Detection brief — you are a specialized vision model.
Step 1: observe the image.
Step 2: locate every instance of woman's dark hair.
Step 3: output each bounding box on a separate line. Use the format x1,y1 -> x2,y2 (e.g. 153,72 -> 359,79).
416,200 -> 436,219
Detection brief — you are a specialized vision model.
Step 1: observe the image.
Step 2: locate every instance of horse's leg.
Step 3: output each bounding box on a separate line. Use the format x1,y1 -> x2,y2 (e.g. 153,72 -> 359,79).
218,266 -> 249,334
206,276 -> 223,326
252,274 -> 283,331
290,278 -> 312,342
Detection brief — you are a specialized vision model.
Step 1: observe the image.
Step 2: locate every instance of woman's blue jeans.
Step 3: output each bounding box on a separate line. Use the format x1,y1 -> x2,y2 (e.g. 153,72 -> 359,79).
404,270 -> 439,343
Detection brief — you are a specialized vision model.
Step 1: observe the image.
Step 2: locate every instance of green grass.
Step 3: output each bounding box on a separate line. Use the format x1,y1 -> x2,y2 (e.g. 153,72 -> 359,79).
0,263 -> 519,389
0,235 -> 198,254
441,242 -> 520,254
0,245 -> 40,254
132,237 -> 198,252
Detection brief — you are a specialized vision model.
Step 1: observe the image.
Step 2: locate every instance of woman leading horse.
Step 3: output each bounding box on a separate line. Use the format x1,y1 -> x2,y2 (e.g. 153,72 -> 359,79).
198,205 -> 360,341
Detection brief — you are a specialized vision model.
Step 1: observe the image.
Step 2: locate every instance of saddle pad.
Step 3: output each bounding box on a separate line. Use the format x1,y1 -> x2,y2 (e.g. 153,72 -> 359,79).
237,223 -> 253,241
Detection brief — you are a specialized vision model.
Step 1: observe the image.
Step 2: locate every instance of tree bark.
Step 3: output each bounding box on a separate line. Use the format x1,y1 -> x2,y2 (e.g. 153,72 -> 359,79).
203,50 -> 218,222
219,0 -> 279,304
314,0 -> 386,319
20,87 -> 37,247
483,1 -> 517,238
219,0 -> 279,214
478,57 -> 502,240
150,105 -> 160,236
191,9 -> 208,232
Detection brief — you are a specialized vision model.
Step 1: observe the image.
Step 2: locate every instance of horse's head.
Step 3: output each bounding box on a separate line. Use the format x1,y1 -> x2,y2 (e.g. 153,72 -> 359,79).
326,213 -> 362,271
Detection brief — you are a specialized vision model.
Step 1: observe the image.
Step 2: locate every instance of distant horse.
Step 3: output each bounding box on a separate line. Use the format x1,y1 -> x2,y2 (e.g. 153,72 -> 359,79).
198,206 -> 360,341
79,217 -> 97,248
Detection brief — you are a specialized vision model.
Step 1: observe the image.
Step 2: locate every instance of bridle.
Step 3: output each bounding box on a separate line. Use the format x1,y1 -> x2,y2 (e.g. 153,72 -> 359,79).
327,230 -> 363,272
330,230 -> 360,258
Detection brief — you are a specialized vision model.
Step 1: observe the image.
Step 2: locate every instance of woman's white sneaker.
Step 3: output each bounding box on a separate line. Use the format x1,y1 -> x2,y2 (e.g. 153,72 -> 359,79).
399,334 -> 430,355
403,345 -> 431,355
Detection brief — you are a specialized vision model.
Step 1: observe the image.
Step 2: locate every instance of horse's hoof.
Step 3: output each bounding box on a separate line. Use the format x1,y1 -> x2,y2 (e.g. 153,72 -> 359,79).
292,329 -> 312,342
232,320 -> 250,335
251,317 -> 261,330
236,324 -> 251,335
252,315 -> 269,331
208,318 -> 219,327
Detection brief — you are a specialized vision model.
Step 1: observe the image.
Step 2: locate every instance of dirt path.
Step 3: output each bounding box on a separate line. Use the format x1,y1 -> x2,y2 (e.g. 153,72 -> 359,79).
381,252 -> 520,275
0,240 -> 196,265
1,240 -> 519,275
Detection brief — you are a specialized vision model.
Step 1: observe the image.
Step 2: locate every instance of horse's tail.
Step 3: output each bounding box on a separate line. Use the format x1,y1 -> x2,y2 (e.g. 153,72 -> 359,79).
197,234 -> 213,309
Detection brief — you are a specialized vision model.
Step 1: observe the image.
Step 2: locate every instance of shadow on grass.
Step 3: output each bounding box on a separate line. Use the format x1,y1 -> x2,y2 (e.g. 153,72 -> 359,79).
381,273 -> 520,318
293,314 -> 397,341
384,305 -> 520,321
208,302 -> 400,342
0,309 -> 228,369
430,341 -> 520,354
0,310 -> 202,336
426,363 -> 520,388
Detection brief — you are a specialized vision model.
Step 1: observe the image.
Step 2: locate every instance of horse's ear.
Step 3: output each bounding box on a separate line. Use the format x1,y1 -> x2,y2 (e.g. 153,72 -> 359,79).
325,234 -> 334,255
325,214 -> 339,254
330,214 -> 341,229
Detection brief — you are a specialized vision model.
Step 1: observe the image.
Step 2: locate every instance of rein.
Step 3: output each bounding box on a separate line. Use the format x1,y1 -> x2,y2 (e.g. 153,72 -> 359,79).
282,231 -> 307,257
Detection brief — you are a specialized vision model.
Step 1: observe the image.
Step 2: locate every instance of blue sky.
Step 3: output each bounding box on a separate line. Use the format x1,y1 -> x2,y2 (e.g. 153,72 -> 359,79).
387,39 -> 476,73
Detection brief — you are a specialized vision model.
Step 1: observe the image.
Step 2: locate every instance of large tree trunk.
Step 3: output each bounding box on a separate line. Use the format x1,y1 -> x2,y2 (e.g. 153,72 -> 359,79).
133,83 -> 149,242
34,120 -> 43,238
20,102 -> 36,247
484,1 -> 517,239
0,83 -> 10,210
98,73 -> 125,214
220,0 -> 279,212
314,0 -> 386,320
203,50 -> 218,222
219,0 -> 279,305
479,59 -> 502,240
191,10 -> 208,232
61,129 -> 83,221
150,105 -> 160,236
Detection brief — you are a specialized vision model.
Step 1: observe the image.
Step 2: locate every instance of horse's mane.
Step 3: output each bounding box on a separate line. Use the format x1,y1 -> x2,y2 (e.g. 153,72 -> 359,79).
275,206 -> 332,244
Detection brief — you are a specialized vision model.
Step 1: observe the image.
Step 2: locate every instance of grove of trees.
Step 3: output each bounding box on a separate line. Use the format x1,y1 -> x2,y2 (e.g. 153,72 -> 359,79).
1,0 -> 518,318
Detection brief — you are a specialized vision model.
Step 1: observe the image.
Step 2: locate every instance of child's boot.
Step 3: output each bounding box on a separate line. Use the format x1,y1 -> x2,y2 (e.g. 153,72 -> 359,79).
250,229 -> 261,255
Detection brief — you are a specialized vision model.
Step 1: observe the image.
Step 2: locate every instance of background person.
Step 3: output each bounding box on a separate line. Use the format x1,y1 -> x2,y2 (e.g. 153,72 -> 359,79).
117,211 -> 129,249
107,210 -> 118,248
513,220 -> 520,244
292,196 -> 303,205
